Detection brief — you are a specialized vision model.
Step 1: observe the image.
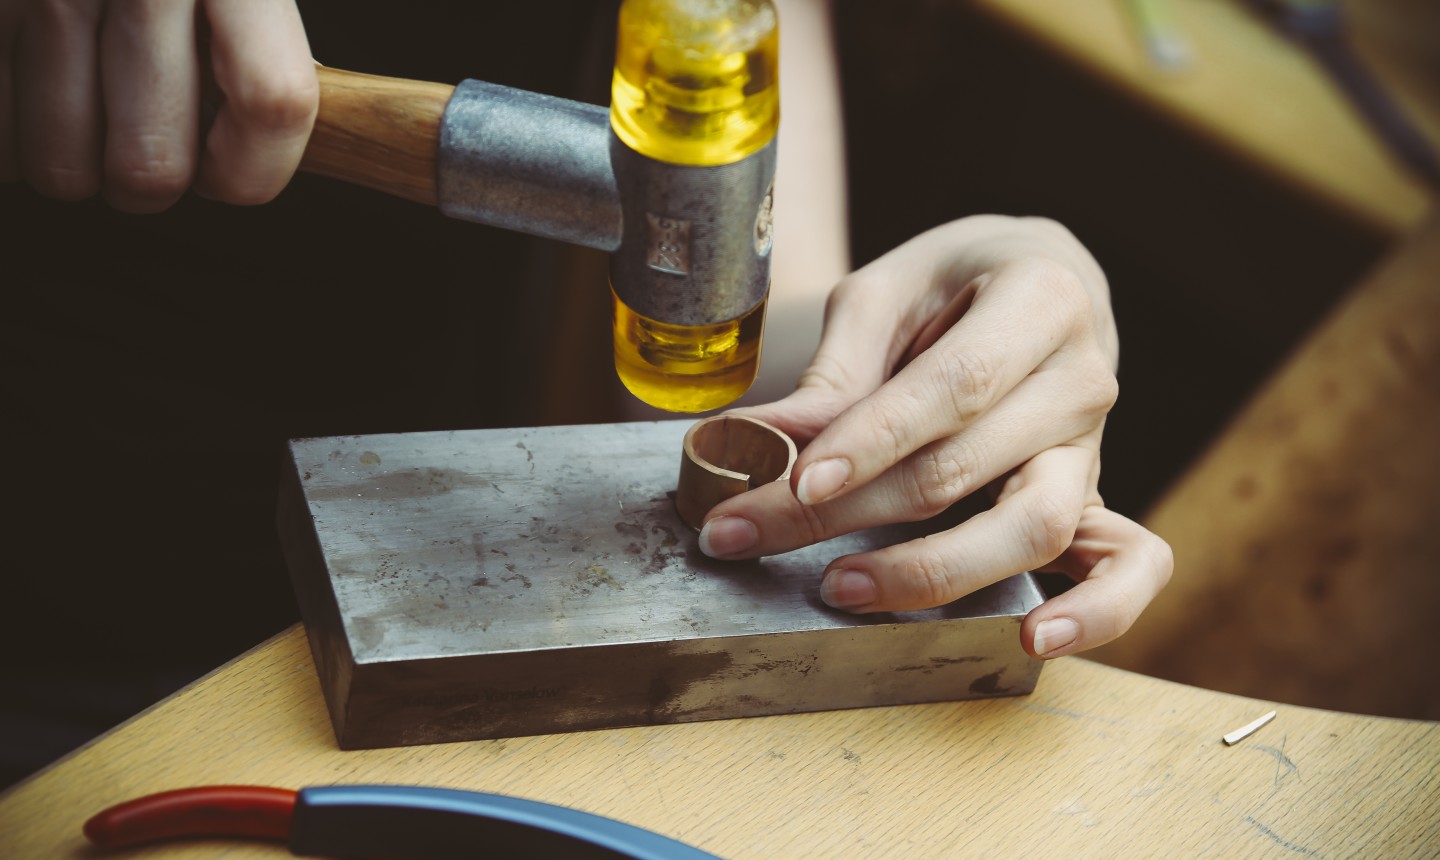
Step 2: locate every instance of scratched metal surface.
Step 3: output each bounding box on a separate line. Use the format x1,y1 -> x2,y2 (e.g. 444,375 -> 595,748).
289,420 -> 1042,665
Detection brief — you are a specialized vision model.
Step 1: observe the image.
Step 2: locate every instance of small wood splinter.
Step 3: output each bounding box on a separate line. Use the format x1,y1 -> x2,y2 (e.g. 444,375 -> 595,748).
1223,710 -> 1278,746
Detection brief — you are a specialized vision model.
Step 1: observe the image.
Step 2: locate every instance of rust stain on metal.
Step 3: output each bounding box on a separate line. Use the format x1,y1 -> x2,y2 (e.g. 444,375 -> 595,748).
580,563 -> 623,591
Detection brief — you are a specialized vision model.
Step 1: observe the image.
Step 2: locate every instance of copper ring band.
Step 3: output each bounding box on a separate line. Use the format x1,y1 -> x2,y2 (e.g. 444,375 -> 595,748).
675,415 -> 798,530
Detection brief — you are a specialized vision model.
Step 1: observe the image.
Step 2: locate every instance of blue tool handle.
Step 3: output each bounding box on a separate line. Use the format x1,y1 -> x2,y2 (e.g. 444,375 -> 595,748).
1305,30 -> 1440,190
288,785 -> 723,859
1247,0 -> 1440,190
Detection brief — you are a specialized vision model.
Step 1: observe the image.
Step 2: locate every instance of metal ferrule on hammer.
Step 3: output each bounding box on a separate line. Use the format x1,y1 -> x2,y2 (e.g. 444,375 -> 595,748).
435,83 -> 623,253
434,83 -> 777,329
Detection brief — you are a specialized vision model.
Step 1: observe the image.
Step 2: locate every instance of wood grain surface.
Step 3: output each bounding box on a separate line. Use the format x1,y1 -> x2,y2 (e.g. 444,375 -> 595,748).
972,0 -> 1438,236
299,66 -> 453,206
1091,214 -> 1440,720
2,624 -> 1435,858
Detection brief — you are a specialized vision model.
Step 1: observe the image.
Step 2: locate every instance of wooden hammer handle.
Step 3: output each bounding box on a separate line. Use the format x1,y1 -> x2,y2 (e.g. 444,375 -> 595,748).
299,66 -> 454,206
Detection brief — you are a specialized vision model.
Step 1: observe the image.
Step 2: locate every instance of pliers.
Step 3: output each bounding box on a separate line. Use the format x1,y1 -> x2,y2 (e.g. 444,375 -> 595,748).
84,784 -> 721,859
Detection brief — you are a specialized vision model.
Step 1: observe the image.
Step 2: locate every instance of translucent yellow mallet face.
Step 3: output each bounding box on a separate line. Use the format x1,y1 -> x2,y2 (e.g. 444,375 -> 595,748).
612,285 -> 767,414
610,0 -> 779,167
608,0 -> 779,413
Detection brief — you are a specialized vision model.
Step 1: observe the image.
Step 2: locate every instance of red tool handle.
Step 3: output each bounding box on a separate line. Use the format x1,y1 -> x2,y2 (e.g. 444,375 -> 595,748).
83,785 -> 298,849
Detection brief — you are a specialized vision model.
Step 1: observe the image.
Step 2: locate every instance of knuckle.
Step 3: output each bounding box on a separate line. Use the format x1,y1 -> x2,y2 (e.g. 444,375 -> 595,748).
1017,256 -> 1091,326
938,346 -> 1001,417
107,139 -> 192,203
1145,532 -> 1175,591
896,548 -> 957,608
910,445 -> 976,518
229,70 -> 319,134
1019,489 -> 1080,564
1080,361 -> 1120,417
1021,215 -> 1081,248
860,395 -> 917,464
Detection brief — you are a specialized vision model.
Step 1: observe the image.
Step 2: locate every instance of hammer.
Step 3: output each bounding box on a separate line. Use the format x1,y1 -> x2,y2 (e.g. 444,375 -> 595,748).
296,0 -> 779,413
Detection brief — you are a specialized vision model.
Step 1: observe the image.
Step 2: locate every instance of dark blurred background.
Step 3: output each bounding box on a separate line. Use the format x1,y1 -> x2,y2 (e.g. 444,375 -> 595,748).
0,0 -> 1417,789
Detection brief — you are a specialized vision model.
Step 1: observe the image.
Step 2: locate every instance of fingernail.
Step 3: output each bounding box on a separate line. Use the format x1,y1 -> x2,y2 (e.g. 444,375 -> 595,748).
821,569 -> 876,609
698,516 -> 758,558
797,458 -> 851,505
1033,618 -> 1080,657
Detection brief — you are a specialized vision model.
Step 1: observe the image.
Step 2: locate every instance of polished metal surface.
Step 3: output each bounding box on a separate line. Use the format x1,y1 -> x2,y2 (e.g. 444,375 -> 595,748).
280,421 -> 1044,749
437,80 -> 623,251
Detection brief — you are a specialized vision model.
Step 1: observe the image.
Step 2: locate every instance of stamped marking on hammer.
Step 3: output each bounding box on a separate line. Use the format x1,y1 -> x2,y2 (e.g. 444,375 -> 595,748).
646,212 -> 691,275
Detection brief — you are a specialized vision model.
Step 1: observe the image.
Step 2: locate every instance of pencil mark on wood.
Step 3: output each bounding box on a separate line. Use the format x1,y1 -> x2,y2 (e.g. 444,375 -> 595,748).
1243,816 -> 1319,855
1255,739 -> 1299,787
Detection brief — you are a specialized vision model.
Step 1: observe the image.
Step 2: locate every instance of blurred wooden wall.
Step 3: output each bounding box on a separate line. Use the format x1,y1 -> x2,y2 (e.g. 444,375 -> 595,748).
1091,217 -> 1440,720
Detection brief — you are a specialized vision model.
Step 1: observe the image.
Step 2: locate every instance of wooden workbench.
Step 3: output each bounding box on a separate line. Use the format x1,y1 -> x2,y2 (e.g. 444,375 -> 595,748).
972,0 -> 1439,238
1,623 -> 1435,857
5,7 -> 1439,855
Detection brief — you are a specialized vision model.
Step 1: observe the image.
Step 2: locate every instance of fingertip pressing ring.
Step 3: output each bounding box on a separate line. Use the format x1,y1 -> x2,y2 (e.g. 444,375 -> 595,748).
676,415 -> 797,531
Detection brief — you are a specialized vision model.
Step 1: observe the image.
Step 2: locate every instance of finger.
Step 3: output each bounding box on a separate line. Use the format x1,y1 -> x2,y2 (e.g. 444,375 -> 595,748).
814,444 -> 1095,612
790,258 -> 1087,508
887,357 -> 1114,518
99,0 -> 200,212
16,0 -> 105,199
0,4 -> 23,180
705,369 -> 1112,559
1021,507 -> 1173,659
195,0 -> 316,204
727,385 -> 854,450
729,224 -> 1008,447
744,231 -> 958,430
